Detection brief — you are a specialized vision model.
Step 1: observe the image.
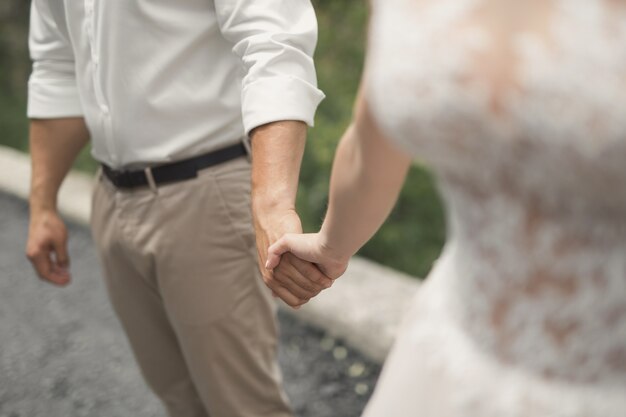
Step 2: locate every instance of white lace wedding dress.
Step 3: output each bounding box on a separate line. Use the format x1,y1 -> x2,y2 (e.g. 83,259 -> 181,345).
363,0 -> 626,415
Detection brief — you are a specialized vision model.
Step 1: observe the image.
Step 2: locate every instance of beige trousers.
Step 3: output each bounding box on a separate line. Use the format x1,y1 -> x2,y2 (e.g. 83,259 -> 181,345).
90,156 -> 293,417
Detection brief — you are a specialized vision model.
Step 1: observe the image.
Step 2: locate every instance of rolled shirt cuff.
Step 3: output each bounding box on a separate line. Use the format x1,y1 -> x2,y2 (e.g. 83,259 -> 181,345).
241,75 -> 325,135
27,79 -> 83,118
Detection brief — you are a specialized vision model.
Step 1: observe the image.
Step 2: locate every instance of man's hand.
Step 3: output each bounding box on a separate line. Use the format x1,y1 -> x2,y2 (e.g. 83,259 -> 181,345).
26,117 -> 89,286
26,209 -> 71,286
250,120 -> 334,308
252,206 -> 333,308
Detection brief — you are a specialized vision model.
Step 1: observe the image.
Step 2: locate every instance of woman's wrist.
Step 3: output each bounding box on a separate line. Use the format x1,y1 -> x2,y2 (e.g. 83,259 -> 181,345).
317,227 -> 352,266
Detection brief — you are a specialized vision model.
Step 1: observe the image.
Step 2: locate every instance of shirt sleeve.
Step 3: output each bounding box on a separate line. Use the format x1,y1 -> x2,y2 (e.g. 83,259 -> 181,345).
27,0 -> 83,118
214,0 -> 325,134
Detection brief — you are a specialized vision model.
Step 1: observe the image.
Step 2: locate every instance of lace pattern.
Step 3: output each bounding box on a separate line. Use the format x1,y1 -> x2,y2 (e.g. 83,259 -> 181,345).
366,0 -> 626,409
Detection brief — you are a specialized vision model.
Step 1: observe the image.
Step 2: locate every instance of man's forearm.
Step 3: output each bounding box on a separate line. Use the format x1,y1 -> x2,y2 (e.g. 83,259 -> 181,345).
250,120 -> 307,211
29,117 -> 90,213
249,120 -> 333,308
263,96 -> 411,284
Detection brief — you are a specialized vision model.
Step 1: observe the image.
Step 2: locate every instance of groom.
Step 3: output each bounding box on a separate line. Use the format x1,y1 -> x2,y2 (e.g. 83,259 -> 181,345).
25,0 -> 333,416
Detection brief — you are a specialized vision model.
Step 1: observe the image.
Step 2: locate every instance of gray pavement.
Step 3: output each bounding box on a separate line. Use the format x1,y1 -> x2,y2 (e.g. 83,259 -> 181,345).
0,145 -> 421,366
0,192 -> 379,417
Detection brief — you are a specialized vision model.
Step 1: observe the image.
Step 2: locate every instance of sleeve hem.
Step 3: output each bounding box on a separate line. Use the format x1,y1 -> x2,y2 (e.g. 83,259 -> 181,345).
241,76 -> 325,135
27,80 -> 83,118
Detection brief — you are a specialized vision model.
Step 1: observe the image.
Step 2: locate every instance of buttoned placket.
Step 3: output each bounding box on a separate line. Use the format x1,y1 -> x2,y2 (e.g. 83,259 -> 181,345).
84,0 -> 117,165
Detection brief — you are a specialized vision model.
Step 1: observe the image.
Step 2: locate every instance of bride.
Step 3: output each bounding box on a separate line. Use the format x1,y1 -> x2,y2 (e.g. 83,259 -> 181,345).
266,0 -> 626,415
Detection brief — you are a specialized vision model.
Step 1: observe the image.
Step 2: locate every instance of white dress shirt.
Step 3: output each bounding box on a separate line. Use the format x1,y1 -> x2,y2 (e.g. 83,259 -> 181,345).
28,0 -> 325,169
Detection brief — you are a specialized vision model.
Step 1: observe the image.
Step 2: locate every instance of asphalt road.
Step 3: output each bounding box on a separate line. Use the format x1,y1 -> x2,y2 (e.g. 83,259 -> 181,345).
0,192 -> 380,417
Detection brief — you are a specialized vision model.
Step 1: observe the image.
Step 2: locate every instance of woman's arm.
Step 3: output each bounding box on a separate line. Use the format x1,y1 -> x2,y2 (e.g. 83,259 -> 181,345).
266,88 -> 411,278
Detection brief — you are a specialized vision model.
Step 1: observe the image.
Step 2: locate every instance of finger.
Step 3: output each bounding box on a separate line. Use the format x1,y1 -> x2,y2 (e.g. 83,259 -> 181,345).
262,248 -> 318,303
256,250 -> 270,281
266,233 -> 309,269
50,235 -> 71,283
266,235 -> 294,270
265,252 -> 281,271
282,253 -> 334,288
272,267 -> 319,300
270,283 -> 308,309
261,269 -> 302,302
30,250 -> 70,286
53,235 -> 70,268
269,233 -> 326,269
49,264 -> 71,286
28,250 -> 52,280
255,234 -> 270,272
275,253 -> 329,293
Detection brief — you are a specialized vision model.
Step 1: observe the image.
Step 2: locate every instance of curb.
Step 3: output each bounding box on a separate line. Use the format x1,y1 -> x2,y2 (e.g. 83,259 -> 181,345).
0,145 -> 420,363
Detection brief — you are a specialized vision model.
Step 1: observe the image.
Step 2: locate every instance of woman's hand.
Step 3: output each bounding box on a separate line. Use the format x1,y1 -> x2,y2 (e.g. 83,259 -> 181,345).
265,233 -> 350,282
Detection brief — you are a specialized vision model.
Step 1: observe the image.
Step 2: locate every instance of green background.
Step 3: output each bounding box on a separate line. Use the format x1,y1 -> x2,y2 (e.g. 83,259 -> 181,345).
0,1 -> 445,278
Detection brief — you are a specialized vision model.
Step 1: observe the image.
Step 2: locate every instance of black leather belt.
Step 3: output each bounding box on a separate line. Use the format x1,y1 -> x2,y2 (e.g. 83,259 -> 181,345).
102,143 -> 247,189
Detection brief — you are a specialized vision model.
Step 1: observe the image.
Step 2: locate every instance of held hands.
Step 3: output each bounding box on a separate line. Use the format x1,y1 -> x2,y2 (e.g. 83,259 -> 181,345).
26,209 -> 71,286
266,232 -> 349,288
253,206 -> 334,308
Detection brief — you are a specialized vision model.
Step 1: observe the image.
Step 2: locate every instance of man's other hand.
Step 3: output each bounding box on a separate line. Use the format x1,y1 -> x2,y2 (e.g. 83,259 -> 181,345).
26,209 -> 71,286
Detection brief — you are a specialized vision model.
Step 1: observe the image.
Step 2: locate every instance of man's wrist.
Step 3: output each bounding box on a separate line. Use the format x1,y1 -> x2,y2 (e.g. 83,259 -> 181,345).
252,194 -> 296,213
29,204 -> 58,218
29,192 -> 58,215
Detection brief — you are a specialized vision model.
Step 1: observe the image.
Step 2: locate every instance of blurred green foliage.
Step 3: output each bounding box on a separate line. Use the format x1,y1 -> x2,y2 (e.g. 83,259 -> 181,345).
300,1 -> 445,277
0,1 -> 29,154
0,1 -> 444,278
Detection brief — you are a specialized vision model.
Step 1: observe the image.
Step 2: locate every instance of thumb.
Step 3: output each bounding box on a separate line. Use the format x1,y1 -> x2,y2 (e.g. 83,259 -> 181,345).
265,234 -> 297,270
267,233 -> 322,270
53,235 -> 70,270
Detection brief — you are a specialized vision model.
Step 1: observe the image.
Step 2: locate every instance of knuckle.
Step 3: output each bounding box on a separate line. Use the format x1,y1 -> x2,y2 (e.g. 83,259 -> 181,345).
273,263 -> 285,274
305,281 -> 322,293
273,271 -> 288,284
311,272 -> 325,283
300,261 -> 314,272
303,266 -> 323,282
25,248 -> 39,260
315,277 -> 329,287
296,285 -> 311,297
301,285 -> 315,295
295,289 -> 309,299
